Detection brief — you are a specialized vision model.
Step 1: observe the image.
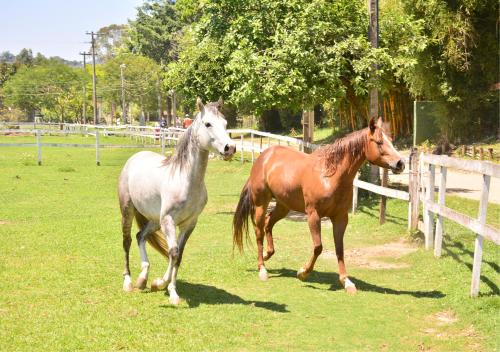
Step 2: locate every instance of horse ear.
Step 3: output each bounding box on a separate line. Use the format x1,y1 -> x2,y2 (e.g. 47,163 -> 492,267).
218,96 -> 224,107
196,97 -> 204,112
377,116 -> 383,128
369,117 -> 376,133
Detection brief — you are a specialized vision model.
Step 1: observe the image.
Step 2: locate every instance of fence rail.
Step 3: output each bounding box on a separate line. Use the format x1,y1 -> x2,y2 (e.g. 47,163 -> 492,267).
419,153 -> 499,297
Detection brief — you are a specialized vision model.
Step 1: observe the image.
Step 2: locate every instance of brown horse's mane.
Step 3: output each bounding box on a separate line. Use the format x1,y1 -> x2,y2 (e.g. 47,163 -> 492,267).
313,128 -> 368,175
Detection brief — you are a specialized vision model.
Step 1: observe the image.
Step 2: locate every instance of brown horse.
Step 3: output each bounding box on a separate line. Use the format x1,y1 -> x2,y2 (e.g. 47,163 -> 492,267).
233,117 -> 405,293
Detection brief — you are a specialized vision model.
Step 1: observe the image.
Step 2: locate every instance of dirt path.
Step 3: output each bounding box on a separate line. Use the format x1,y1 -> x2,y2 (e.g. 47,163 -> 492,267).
389,167 -> 500,204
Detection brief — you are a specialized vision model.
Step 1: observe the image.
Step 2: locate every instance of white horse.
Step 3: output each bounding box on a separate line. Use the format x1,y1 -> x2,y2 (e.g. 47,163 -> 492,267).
118,98 -> 236,304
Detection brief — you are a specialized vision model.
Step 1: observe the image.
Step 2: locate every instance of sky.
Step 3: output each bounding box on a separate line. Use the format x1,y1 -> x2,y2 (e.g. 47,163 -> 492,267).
0,0 -> 144,61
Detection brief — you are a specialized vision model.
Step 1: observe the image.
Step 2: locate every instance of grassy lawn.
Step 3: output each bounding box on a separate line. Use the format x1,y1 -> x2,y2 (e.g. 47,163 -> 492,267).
0,144 -> 498,351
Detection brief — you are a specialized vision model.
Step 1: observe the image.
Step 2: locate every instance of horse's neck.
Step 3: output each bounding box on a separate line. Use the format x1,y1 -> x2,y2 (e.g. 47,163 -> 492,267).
335,139 -> 367,183
186,147 -> 209,185
181,130 -> 209,186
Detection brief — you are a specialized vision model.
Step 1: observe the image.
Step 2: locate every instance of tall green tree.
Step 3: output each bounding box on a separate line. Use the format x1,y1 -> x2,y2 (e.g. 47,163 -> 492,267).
100,53 -> 161,119
128,0 -> 181,63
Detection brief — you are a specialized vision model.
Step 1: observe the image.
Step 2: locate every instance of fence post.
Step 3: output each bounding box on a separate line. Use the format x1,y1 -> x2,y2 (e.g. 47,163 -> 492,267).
470,174 -> 491,297
408,148 -> 419,230
434,166 -> 447,257
352,173 -> 359,214
424,162 -> 435,249
95,129 -> 100,166
379,168 -> 388,224
251,132 -> 254,163
161,129 -> 165,155
240,134 -> 244,163
36,130 -> 42,166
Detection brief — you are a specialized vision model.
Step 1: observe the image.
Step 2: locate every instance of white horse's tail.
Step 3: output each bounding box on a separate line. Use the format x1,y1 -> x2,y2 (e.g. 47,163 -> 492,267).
147,231 -> 169,258
135,213 -> 169,257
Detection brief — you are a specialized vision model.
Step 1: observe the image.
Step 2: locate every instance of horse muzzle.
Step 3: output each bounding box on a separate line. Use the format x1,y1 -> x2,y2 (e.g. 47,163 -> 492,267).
389,159 -> 405,174
221,144 -> 236,160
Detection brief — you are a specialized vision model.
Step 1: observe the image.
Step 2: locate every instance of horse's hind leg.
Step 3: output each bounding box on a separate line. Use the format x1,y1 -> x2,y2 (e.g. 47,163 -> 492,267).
253,191 -> 272,281
263,202 -> 289,261
121,203 -> 135,292
134,213 -> 159,290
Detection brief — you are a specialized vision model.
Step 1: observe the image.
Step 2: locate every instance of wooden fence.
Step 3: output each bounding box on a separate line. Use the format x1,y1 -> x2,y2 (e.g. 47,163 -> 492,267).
419,153 -> 500,297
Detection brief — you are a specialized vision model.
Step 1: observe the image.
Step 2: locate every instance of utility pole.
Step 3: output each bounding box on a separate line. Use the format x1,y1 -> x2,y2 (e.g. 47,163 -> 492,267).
79,52 -> 91,124
368,0 -> 381,184
120,64 -> 127,124
86,31 -> 98,125
157,76 -> 162,122
368,0 -> 387,223
368,0 -> 379,121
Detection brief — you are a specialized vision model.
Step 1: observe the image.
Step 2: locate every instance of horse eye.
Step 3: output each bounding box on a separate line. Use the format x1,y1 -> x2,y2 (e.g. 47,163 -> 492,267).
205,122 -> 212,128
376,140 -> 383,146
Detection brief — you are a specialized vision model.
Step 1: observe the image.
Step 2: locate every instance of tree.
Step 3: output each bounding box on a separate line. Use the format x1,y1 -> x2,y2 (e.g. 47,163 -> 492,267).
100,53 -> 161,120
15,48 -> 34,66
128,0 -> 181,64
392,0 -> 499,140
95,24 -> 130,62
2,61 -> 87,122
167,0 -> 382,126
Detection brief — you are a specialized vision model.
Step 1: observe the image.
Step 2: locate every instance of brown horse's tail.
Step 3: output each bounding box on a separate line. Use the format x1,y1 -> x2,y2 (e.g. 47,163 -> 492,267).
135,212 -> 169,257
233,181 -> 255,253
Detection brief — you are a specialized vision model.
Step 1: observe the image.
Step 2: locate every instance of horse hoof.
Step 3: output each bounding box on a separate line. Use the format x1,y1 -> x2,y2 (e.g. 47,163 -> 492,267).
343,277 -> 357,294
123,282 -> 134,292
151,278 -> 165,292
136,276 -> 148,290
258,267 -> 269,281
169,296 -> 181,305
123,275 -> 134,292
345,286 -> 357,294
297,267 -> 309,281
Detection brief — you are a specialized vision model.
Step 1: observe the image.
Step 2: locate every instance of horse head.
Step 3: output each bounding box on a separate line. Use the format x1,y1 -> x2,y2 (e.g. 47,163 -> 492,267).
365,117 -> 405,174
193,97 -> 236,160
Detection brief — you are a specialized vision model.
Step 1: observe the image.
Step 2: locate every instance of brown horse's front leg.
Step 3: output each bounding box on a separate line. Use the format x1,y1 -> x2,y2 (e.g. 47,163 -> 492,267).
333,213 -> 356,294
297,210 -> 322,281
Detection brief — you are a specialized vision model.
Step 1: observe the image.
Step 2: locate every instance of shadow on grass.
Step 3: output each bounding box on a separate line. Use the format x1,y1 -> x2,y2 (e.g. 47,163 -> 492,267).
161,281 -> 289,313
355,197 -> 407,226
267,268 -> 445,299
442,236 -> 499,295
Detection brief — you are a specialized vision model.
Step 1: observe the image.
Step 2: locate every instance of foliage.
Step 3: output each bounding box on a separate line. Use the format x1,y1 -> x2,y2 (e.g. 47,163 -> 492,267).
395,0 -> 499,140
2,60 -> 88,122
95,24 -> 130,62
168,0 -> 387,116
128,0 -> 181,64
100,53 -> 161,117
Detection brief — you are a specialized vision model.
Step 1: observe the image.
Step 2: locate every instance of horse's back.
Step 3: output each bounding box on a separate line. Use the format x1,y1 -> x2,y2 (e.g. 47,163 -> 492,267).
250,146 -> 315,211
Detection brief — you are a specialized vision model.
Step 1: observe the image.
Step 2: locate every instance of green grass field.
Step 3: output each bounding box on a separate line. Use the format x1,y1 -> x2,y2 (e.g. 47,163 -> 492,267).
0,145 -> 498,351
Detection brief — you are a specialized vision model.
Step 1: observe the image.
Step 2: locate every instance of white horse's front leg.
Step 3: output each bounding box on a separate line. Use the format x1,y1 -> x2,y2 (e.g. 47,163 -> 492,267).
166,220 -> 197,304
151,214 -> 180,303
